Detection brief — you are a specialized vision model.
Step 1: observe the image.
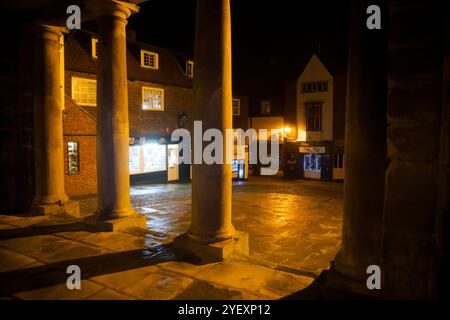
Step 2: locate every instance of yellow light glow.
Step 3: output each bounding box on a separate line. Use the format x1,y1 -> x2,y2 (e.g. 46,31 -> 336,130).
297,129 -> 307,142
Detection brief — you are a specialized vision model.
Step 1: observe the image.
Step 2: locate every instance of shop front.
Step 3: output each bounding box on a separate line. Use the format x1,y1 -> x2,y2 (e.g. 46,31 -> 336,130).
128,136 -> 191,184
299,144 -> 332,181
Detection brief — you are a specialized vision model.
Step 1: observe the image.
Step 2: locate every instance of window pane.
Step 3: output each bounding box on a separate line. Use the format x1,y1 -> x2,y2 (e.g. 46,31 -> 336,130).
72,77 -> 97,106
68,142 -> 79,175
142,144 -> 166,172
232,99 -> 240,116
142,87 -> 163,110
129,146 -> 141,173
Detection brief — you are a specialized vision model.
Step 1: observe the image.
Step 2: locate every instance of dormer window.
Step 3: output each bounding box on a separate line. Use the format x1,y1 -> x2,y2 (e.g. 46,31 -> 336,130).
141,50 -> 159,69
186,60 -> 194,78
91,38 -> 98,59
261,100 -> 271,115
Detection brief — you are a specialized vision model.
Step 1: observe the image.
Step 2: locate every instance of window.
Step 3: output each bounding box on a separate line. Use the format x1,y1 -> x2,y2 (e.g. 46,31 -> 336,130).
301,81 -> 328,93
333,152 -> 344,169
186,60 -> 194,78
91,38 -> 98,58
71,77 -> 97,106
305,103 -> 322,131
141,50 -> 159,69
129,143 -> 167,175
142,87 -> 164,111
304,154 -> 321,172
261,100 -> 271,115
67,142 -> 79,175
232,98 -> 240,116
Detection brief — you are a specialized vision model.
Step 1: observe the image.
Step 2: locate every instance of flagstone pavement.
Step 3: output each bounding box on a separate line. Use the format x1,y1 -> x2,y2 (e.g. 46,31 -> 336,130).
0,177 -> 343,300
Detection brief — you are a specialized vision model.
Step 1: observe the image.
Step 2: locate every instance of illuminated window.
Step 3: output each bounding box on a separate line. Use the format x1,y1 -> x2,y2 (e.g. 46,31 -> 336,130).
305,103 -> 322,131
129,145 -> 141,174
261,100 -> 271,115
141,50 -> 159,69
67,142 -> 79,175
71,77 -> 97,106
91,38 -> 98,58
304,154 -> 321,172
129,143 -> 167,175
301,81 -> 328,93
232,98 -> 240,116
142,87 -> 164,111
186,60 -> 194,78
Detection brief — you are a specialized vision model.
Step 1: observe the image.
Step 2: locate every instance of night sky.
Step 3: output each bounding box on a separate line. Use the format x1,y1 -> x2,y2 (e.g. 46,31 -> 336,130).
127,0 -> 350,116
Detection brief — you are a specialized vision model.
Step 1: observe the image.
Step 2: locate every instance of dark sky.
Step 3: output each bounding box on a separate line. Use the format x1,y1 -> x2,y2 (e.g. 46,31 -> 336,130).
127,0 -> 350,115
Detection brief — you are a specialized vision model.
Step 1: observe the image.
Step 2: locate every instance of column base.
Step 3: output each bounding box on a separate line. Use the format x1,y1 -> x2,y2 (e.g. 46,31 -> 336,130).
30,200 -> 80,217
84,211 -> 147,232
174,231 -> 249,263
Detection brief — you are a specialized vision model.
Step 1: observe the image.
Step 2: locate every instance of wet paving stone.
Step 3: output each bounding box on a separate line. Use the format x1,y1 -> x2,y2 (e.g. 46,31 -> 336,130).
122,270 -> 194,300
0,176 -> 342,299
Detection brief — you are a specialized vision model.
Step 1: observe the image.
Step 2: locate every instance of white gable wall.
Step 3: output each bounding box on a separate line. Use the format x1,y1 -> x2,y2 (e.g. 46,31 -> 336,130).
296,54 -> 333,142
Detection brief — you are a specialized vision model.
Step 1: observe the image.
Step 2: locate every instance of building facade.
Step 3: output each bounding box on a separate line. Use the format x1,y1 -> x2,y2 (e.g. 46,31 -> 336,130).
63,30 -> 249,196
293,54 -> 346,181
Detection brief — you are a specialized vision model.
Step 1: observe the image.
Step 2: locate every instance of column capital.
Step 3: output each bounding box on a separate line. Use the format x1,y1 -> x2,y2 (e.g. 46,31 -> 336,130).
33,23 -> 67,42
87,0 -> 139,21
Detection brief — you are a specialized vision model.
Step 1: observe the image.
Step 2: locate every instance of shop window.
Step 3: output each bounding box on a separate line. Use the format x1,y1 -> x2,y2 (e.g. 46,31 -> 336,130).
71,77 -> 97,106
305,103 -> 322,131
304,153 -> 321,172
142,87 -> 164,110
129,143 -> 167,175
140,50 -> 159,69
232,98 -> 241,116
129,145 -> 141,174
67,142 -> 79,175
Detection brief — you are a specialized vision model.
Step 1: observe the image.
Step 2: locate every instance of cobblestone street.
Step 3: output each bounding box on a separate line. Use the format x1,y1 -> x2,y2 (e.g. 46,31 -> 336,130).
0,177 -> 343,299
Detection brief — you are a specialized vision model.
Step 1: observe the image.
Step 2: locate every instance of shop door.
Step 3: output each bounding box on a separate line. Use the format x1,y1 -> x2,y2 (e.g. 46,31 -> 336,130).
167,144 -> 179,182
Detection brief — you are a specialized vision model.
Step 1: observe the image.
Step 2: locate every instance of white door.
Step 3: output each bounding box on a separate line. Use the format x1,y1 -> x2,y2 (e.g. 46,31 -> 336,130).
167,144 -> 179,182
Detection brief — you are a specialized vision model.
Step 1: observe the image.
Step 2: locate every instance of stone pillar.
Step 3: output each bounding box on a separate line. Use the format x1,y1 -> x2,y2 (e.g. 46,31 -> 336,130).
31,24 -> 79,216
87,0 -> 145,231
327,0 -> 388,294
175,0 -> 248,261
382,0 -> 446,299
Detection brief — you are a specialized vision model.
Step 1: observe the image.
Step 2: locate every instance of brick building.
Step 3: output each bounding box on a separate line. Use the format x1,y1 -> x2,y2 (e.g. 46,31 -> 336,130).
63,30 -> 249,196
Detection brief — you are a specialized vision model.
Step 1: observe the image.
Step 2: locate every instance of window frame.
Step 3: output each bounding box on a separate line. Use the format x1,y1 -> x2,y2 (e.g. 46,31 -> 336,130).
71,76 -> 97,107
140,50 -> 159,69
142,86 -> 164,111
301,81 -> 329,93
305,103 -> 322,131
186,60 -> 194,78
91,38 -> 98,59
261,100 -> 271,115
232,98 -> 241,116
67,141 -> 80,175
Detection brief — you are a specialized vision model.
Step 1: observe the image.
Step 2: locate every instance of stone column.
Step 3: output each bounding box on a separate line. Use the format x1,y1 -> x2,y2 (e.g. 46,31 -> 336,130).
87,0 -> 145,231
175,0 -> 248,261
31,24 -> 79,216
382,0 -> 446,299
327,0 -> 388,294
